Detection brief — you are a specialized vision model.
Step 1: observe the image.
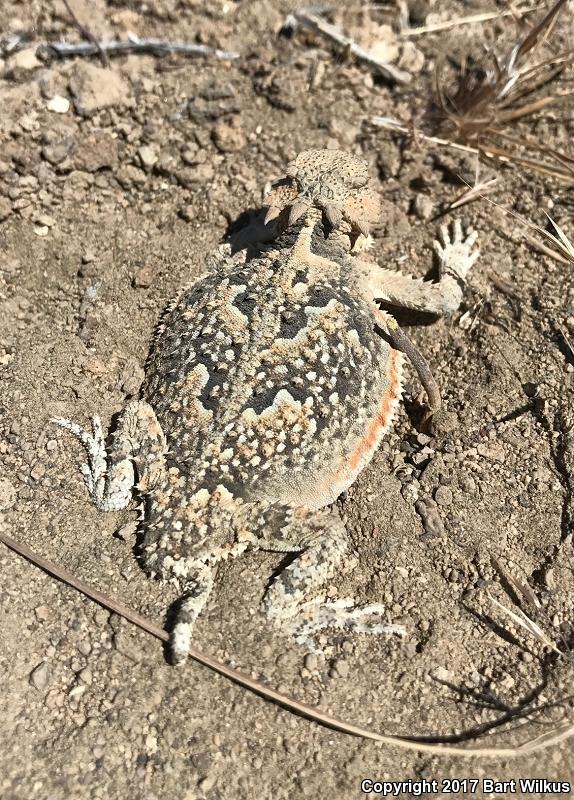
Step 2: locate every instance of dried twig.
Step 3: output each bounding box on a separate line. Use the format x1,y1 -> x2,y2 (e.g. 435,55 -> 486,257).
36,36 -> 240,62
557,322 -> 574,360
488,272 -> 522,304
544,215 -> 574,262
369,116 -> 484,155
368,116 -> 574,183
285,9 -> 411,84
488,555 -> 572,660
454,181 -> 574,267
488,201 -> 574,265
61,0 -> 110,68
487,593 -> 562,655
448,178 -> 499,210
369,116 -> 511,179
401,5 -> 544,38
2,531 -> 574,757
523,232 -> 571,263
459,299 -> 485,332
491,555 -> 542,610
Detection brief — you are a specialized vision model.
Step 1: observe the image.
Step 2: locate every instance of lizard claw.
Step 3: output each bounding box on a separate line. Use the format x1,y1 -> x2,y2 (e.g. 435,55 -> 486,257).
433,219 -> 479,280
51,415 -> 108,503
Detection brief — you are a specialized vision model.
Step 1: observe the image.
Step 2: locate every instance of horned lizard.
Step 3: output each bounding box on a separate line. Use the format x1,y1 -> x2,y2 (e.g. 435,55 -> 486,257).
53,149 -> 479,665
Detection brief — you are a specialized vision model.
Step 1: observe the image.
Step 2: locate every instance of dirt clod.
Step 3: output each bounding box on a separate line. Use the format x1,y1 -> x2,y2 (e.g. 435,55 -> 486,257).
69,61 -> 130,117
29,662 -> 51,691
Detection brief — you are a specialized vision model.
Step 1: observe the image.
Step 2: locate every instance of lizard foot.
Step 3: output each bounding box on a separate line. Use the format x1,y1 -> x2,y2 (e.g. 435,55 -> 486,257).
287,598 -> 406,650
433,219 -> 479,280
51,415 -> 133,511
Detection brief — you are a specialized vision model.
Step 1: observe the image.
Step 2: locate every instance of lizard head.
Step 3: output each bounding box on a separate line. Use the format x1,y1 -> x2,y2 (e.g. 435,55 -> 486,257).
263,149 -> 381,238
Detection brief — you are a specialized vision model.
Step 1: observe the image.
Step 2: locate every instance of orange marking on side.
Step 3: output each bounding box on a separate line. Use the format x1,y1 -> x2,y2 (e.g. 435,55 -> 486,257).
348,349 -> 401,473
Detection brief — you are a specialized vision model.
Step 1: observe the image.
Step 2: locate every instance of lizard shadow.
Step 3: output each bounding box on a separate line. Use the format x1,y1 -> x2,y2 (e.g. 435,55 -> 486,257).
224,207 -> 277,253
422,658 -> 564,745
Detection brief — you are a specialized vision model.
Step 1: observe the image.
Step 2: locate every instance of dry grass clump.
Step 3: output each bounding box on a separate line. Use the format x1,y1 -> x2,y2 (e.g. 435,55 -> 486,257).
522,213 -> 574,264
489,556 -> 567,657
434,0 -> 574,182
481,197 -> 574,266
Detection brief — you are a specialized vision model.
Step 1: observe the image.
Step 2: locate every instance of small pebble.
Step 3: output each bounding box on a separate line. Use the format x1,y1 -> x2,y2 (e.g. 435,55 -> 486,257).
415,497 -> 445,538
34,605 -> 51,621
212,117 -> 246,152
47,95 -> 70,114
35,214 -> 55,228
434,486 -> 453,506
520,651 -> 534,663
78,667 -> 93,685
133,266 -> 153,288
77,640 -> 92,657
329,658 -> 349,678
303,653 -> 318,671
138,145 -> 158,169
115,520 -> 138,540
0,477 -> 16,509
30,462 -> 46,480
181,147 -> 199,165
413,194 -> 433,221
69,684 -> 87,699
197,775 -> 216,792
179,205 -> 195,222
29,662 -> 51,691
458,475 -> 476,494
42,139 -> 73,165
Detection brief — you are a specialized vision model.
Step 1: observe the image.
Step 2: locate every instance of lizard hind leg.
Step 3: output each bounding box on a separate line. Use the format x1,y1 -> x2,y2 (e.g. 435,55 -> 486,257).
166,502 -> 404,665
255,505 -> 406,649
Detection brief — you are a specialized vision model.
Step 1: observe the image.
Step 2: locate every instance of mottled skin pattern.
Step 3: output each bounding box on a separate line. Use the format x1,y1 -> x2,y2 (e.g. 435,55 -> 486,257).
53,149 -> 479,665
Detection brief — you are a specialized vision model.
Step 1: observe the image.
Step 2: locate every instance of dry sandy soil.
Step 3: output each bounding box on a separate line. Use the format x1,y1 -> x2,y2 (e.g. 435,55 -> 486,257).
1,1 -> 574,798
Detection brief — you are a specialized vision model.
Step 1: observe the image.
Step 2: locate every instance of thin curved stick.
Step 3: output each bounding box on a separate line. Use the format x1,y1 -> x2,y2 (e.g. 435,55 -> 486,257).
2,532 -> 573,758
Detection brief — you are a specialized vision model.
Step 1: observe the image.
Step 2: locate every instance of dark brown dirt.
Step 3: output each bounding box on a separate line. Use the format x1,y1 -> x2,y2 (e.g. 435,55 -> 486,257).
1,2 -> 574,798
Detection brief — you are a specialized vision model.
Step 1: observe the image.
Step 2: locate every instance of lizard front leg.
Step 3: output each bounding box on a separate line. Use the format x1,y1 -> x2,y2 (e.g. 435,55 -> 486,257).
363,219 -> 479,315
52,399 -> 167,512
362,220 -> 479,421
